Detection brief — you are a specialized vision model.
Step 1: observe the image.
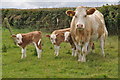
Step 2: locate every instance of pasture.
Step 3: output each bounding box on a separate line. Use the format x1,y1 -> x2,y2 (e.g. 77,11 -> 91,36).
2,28 -> 118,78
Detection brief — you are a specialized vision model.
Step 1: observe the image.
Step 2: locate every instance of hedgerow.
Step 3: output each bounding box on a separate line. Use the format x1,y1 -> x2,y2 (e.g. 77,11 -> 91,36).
1,4 -> 119,35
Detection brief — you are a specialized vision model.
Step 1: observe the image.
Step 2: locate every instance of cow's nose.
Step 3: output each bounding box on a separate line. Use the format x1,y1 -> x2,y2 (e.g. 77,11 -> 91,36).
53,43 -> 56,45
18,42 -> 22,45
77,24 -> 83,28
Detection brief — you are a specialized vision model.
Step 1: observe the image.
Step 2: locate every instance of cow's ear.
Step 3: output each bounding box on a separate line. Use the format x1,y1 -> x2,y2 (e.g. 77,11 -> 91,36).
56,34 -> 59,36
66,10 -> 75,17
11,34 -> 16,38
87,8 -> 96,15
46,35 -> 50,38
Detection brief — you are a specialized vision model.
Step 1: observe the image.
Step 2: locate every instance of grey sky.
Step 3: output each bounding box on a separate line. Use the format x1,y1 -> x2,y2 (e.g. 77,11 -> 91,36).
1,0 -> 119,9
1,0 -> 119,2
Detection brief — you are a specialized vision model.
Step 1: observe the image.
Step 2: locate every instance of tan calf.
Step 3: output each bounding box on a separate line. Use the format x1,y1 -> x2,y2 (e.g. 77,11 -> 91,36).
12,31 -> 42,59
46,28 -> 77,56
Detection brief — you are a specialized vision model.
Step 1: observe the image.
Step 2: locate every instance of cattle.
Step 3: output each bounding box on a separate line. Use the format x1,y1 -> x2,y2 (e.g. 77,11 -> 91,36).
12,31 -> 42,59
66,6 -> 108,62
46,28 -> 95,57
46,28 -> 77,56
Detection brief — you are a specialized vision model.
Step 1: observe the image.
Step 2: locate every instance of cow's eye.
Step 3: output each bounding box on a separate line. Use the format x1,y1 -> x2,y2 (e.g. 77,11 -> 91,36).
75,15 -> 77,18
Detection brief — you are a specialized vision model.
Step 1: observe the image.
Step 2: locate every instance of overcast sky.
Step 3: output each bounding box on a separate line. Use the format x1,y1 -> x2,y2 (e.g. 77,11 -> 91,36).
1,0 -> 119,9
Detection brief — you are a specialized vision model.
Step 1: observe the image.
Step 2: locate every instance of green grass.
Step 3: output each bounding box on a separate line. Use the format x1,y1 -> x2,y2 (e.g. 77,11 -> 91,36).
2,28 -> 118,78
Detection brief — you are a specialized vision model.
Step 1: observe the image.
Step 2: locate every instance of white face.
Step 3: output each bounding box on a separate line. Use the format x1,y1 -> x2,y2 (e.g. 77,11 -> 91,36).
64,32 -> 70,42
15,34 -> 23,44
74,7 -> 87,30
50,34 -> 56,44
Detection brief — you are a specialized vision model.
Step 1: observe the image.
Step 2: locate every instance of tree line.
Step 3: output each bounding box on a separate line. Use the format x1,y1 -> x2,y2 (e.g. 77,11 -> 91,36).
1,4 -> 119,35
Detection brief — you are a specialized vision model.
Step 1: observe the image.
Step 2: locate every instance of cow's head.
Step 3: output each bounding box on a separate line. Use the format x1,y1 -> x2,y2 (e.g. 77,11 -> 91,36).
64,32 -> 70,42
46,33 -> 64,45
46,34 -> 57,45
66,6 -> 96,30
12,34 -> 23,45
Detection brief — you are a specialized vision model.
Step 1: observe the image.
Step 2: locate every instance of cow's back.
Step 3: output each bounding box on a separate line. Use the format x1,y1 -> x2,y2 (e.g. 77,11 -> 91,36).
22,31 -> 41,45
93,10 -> 108,37
52,28 -> 70,34
87,11 -> 107,40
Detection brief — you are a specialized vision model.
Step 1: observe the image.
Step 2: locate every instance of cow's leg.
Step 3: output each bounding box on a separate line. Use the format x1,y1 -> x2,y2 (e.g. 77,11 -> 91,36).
74,43 -> 82,61
81,42 -> 89,62
36,48 -> 42,58
54,45 -> 60,56
87,44 -> 91,54
74,49 -> 77,57
70,43 -> 77,57
71,48 -> 75,56
87,42 -> 95,54
100,35 -> 105,57
21,48 -> 26,59
69,39 -> 76,56
71,48 -> 77,57
78,51 -> 82,62
54,45 -> 57,55
34,42 -> 42,58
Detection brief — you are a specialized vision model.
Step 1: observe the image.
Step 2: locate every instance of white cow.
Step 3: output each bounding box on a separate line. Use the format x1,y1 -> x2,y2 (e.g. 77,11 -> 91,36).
66,6 -> 108,62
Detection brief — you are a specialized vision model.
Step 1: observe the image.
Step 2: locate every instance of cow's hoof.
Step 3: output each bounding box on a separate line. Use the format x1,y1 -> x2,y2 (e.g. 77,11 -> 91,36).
81,60 -> 86,62
78,58 -> 86,62
82,57 -> 86,62
71,53 -> 73,56
74,55 -> 77,57
78,59 -> 82,62
38,57 -> 41,59
92,50 -> 95,53
56,54 -> 58,56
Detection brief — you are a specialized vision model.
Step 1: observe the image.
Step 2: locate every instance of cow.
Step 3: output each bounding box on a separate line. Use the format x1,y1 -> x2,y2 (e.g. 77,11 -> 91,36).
46,28 -> 77,56
12,31 -> 42,59
66,6 -> 108,62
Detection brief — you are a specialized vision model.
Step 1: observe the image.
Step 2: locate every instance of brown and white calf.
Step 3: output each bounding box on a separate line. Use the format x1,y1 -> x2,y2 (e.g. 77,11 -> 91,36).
12,31 -> 42,59
46,28 -> 77,56
66,6 -> 108,62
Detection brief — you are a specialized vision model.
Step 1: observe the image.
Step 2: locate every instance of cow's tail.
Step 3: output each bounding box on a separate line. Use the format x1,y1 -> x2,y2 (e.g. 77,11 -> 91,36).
103,25 -> 108,39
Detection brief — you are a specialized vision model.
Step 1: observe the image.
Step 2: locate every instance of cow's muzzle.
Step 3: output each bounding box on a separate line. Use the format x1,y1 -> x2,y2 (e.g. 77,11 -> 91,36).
18,42 -> 22,45
52,42 -> 56,45
77,24 -> 84,30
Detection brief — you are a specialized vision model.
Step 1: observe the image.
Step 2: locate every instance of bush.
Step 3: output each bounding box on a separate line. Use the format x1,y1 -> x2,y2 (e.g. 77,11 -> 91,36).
2,44 -> 7,53
1,5 -> 119,35
98,5 -> 119,35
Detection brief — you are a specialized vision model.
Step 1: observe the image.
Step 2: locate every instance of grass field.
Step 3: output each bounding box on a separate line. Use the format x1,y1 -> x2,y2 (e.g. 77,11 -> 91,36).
2,28 -> 118,78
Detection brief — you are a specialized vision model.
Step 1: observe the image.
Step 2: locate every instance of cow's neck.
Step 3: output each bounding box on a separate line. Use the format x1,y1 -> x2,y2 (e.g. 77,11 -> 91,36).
76,28 -> 91,43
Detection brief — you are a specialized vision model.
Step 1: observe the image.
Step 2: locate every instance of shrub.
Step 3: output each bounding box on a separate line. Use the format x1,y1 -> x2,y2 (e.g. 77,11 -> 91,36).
2,44 -> 7,53
1,4 -> 119,35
